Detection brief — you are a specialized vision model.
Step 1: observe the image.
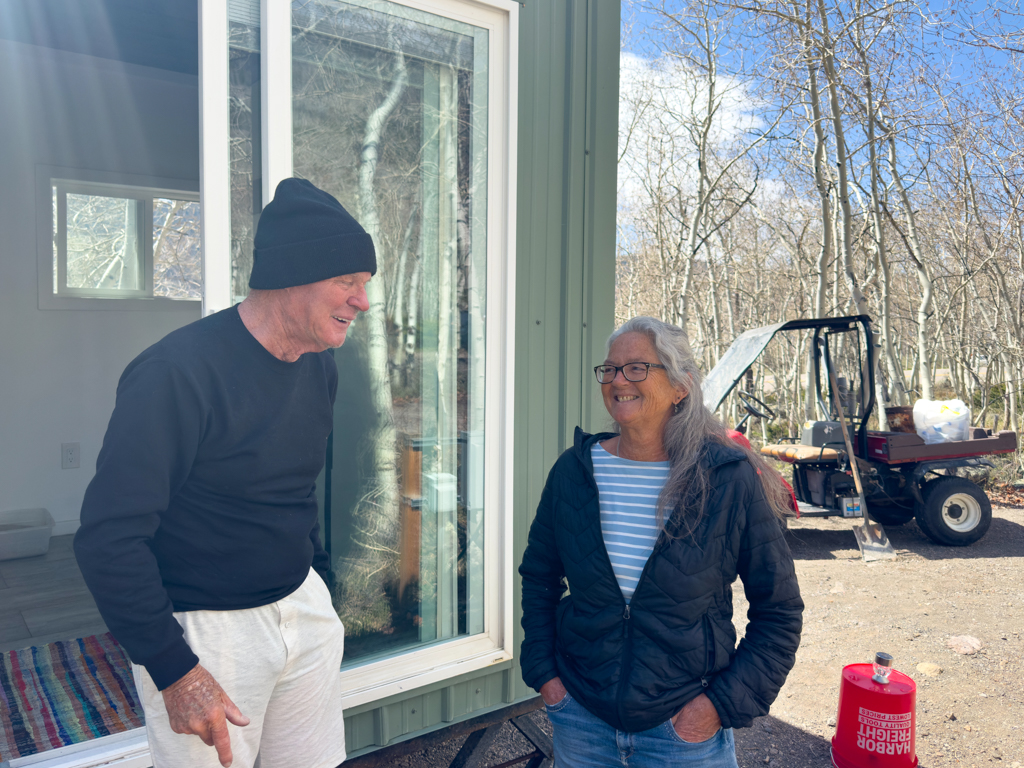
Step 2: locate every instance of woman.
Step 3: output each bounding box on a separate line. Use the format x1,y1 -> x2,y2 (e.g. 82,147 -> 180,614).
519,317 -> 803,767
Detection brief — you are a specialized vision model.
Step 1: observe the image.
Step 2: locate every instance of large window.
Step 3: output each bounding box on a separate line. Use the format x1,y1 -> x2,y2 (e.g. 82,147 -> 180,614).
204,0 -> 517,706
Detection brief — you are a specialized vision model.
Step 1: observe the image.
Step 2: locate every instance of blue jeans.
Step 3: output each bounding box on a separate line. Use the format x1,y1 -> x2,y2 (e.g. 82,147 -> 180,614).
545,692 -> 739,768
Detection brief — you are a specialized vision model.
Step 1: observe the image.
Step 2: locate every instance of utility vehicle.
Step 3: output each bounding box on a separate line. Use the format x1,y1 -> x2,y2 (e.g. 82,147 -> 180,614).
703,316 -> 1018,546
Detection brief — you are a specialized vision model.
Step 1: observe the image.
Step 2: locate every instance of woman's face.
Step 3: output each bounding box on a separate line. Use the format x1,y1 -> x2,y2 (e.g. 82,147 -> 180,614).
601,331 -> 688,432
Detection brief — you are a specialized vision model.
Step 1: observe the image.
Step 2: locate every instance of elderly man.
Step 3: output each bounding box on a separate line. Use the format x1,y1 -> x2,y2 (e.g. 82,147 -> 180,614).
74,179 -> 372,768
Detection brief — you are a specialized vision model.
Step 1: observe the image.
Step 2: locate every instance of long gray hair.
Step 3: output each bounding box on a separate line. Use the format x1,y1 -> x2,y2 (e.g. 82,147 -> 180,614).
608,316 -> 790,535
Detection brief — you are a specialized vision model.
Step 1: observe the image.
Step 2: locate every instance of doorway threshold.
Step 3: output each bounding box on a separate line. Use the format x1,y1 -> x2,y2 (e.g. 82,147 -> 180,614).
5,728 -> 150,768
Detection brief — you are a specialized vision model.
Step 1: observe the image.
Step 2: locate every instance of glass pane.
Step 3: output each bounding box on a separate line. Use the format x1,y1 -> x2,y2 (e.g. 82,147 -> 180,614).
64,193 -> 144,293
52,185 -> 58,293
290,0 -> 488,663
229,15 -> 261,304
153,199 -> 202,300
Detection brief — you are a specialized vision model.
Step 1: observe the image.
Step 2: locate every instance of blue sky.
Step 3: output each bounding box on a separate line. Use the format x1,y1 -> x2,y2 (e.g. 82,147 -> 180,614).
620,0 -> 1016,83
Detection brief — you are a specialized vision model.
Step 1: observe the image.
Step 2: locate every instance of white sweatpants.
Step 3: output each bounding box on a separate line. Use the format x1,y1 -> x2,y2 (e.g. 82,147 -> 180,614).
133,569 -> 347,768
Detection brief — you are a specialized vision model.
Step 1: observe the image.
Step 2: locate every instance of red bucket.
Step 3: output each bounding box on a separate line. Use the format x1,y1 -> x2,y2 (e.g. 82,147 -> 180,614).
831,663 -> 917,768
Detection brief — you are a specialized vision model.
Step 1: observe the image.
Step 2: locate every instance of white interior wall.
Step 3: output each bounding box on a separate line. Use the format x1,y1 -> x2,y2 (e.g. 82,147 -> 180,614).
0,40 -> 202,535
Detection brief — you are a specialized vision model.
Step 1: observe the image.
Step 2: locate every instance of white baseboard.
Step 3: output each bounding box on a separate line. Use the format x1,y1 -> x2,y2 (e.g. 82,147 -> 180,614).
52,520 -> 81,537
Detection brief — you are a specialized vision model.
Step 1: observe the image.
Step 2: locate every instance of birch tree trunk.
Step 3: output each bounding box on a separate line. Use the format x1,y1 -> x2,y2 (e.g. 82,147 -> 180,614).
887,133 -> 934,400
804,12 -> 832,420
405,255 -> 420,360
390,208 -> 416,384
853,18 -> 906,409
346,50 -> 408,593
816,0 -> 871,321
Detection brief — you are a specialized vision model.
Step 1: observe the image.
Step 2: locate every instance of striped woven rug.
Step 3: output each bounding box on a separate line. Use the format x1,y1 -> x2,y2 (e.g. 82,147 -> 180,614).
0,633 -> 144,760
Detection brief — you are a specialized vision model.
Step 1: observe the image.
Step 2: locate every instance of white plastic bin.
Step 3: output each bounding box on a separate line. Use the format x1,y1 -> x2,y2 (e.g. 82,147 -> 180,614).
0,508 -> 55,560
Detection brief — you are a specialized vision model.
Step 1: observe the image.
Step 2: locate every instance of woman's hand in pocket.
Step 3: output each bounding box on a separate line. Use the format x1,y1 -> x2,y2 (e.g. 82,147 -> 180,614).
540,677 -> 568,706
671,693 -> 721,743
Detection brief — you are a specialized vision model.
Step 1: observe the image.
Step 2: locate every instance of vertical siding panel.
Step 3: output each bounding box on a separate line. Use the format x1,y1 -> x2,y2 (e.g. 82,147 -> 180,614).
373,706 -> 389,746
441,685 -> 457,722
470,678 -> 489,712
343,710 -> 377,753
451,679 -> 470,719
422,688 -> 444,726
512,0 -> 619,703
544,1 -> 569,454
560,0 -> 588,444
581,0 -> 620,430
513,0 -> 551,706
403,694 -> 424,733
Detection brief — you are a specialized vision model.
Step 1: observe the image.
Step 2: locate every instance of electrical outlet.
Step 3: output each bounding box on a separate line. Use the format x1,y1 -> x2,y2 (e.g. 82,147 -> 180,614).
61,442 -> 80,469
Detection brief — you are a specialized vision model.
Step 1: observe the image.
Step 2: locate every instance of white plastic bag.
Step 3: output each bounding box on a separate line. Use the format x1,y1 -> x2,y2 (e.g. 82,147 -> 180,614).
913,399 -> 971,444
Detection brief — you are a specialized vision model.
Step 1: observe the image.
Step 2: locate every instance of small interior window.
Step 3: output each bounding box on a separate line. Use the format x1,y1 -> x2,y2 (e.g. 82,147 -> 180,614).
51,180 -> 201,301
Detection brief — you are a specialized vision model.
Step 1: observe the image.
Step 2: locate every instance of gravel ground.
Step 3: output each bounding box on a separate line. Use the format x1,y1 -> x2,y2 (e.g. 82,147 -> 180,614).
388,503 -> 1024,767
744,502 -> 1024,768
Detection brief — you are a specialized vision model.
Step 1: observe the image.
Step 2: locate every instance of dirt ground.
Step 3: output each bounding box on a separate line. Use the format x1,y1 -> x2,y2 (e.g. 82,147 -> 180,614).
389,501 -> 1024,768
739,502 -> 1024,768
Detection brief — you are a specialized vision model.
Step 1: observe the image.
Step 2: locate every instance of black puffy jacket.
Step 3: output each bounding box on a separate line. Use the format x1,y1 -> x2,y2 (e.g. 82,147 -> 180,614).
519,428 -> 803,733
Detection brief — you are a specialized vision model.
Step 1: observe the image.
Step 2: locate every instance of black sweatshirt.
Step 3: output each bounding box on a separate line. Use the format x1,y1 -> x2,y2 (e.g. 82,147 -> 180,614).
74,306 -> 337,690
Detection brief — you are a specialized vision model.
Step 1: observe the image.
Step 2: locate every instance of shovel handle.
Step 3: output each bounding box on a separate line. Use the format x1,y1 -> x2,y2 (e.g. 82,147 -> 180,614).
822,343 -> 865,498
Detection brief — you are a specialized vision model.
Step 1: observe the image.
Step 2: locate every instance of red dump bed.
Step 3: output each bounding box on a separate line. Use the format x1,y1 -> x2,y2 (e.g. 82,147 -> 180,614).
863,429 -> 1018,464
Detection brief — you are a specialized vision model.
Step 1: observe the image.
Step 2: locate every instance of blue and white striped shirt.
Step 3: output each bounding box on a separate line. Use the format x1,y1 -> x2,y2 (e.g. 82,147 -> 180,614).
592,442 -> 670,602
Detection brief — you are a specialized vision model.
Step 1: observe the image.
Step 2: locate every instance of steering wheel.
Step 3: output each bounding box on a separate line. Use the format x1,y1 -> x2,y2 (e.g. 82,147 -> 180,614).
737,390 -> 776,421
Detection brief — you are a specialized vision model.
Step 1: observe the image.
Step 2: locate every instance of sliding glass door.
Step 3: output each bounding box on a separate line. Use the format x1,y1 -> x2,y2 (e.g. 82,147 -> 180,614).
289,0 -> 488,661
205,0 -> 516,705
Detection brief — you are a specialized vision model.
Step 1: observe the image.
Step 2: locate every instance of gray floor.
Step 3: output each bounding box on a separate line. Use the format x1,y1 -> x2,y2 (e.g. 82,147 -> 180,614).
0,533 -> 108,653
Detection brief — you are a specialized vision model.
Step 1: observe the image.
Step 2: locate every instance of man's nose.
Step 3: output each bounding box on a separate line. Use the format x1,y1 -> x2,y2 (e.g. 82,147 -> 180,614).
351,287 -> 370,312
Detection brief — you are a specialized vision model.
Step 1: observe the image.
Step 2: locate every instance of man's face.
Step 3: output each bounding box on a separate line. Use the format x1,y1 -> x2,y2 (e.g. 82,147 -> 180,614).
288,272 -> 372,351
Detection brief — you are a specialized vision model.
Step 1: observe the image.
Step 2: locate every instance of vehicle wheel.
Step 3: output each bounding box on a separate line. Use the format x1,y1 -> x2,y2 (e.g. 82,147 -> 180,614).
867,506 -> 915,526
912,498 -> 933,537
916,477 -> 992,546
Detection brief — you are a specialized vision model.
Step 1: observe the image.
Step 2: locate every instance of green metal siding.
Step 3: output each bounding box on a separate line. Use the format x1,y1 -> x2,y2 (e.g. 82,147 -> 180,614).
344,667 -> 514,749
342,0 -> 619,755
511,0 -> 620,702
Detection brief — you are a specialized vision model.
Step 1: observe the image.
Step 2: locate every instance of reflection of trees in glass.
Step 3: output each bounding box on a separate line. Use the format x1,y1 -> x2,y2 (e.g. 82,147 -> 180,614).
64,193 -> 142,292
228,22 -> 261,302
56,190 -> 200,299
153,200 -> 202,299
290,0 -> 485,659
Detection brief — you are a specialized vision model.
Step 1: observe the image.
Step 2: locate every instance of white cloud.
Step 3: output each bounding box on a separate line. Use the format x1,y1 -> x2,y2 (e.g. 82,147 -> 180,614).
618,51 -> 767,206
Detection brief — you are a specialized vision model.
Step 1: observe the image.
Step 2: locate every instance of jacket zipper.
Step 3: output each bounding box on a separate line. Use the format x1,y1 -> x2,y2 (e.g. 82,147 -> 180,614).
701,614 -> 715,688
583,439 -> 637,727
612,517 -> 674,725
616,602 -> 633,726
581,436 -> 677,727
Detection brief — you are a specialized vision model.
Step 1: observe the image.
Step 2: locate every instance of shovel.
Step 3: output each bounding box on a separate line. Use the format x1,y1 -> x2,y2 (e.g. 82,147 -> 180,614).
824,359 -> 897,562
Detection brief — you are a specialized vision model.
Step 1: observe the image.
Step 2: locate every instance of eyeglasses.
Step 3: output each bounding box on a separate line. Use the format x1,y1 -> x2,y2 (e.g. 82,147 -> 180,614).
594,362 -> 666,384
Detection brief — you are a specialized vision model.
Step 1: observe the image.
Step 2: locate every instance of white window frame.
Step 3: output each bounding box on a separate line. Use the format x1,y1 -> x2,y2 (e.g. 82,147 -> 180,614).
201,0 -> 518,711
36,165 -> 202,311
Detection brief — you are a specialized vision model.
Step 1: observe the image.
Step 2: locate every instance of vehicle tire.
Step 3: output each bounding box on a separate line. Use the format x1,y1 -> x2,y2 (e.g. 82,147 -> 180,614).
916,477 -> 992,546
867,506 -> 915,526
912,498 -> 934,538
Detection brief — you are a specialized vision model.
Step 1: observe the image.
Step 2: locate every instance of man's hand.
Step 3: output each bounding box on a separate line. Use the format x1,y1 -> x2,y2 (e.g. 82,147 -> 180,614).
539,676 -> 568,706
161,664 -> 250,767
671,693 -> 722,743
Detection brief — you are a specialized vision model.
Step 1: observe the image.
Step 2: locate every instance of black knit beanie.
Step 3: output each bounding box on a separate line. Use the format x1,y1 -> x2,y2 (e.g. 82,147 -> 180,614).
248,178 -> 377,289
